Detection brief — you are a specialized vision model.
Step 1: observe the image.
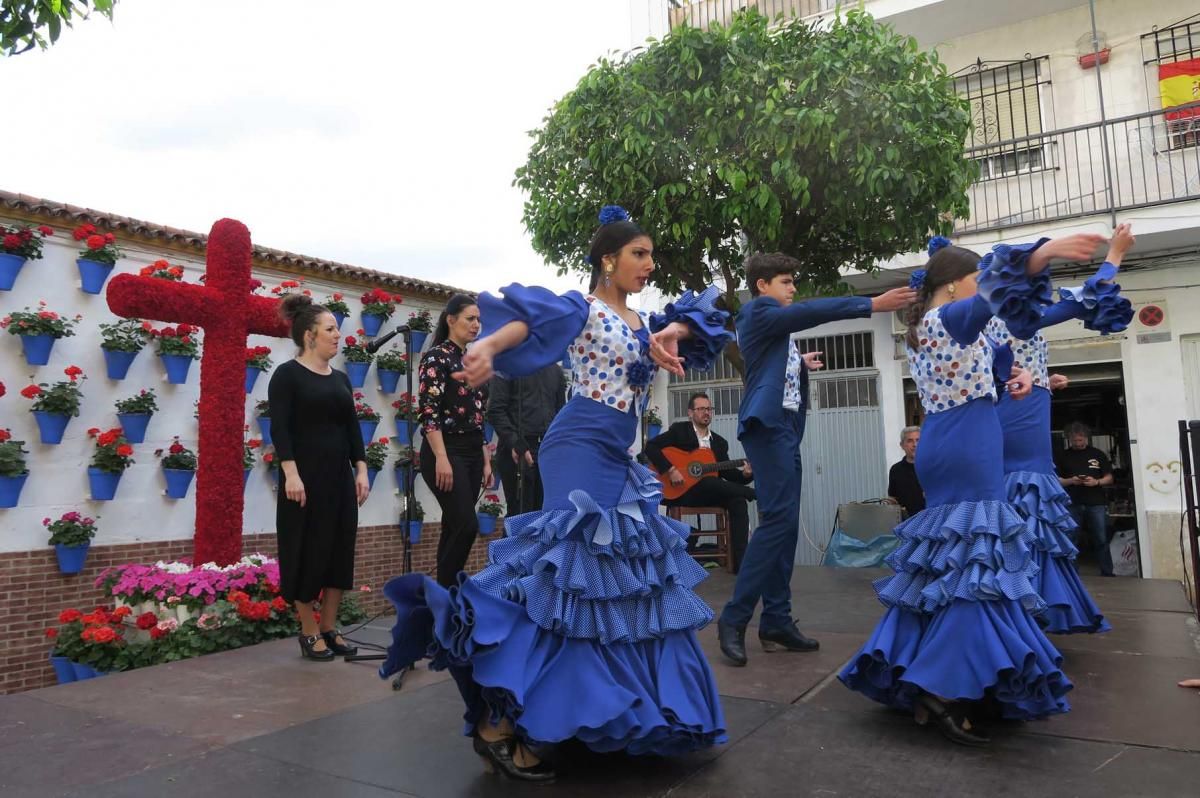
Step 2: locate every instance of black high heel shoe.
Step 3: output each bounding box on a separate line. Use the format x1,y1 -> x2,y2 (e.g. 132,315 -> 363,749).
321,630 -> 358,656
472,733 -> 556,783
916,694 -> 989,747
298,633 -> 334,661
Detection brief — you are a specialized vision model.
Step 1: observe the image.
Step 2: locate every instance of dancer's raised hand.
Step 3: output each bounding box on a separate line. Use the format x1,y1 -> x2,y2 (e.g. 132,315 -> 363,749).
649,322 -> 688,376
872,287 -> 918,312
1029,234 -> 1108,273
801,351 -> 824,371
1048,373 -> 1069,391
1107,223 -> 1135,268
453,339 -> 496,389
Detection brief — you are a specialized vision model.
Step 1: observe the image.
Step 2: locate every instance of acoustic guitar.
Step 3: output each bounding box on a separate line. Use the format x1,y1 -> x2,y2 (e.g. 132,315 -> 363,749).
652,446 -> 748,501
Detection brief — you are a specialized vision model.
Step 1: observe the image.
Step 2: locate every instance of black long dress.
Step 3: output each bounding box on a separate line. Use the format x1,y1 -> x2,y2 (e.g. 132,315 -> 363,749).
268,359 -> 367,603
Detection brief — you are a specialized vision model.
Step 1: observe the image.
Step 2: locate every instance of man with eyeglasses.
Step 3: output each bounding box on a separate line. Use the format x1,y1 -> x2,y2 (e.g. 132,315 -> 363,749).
645,392 -> 756,572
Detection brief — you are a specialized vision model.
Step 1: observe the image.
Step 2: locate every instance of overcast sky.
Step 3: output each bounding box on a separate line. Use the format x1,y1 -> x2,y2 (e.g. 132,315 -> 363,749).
2,0 -> 666,297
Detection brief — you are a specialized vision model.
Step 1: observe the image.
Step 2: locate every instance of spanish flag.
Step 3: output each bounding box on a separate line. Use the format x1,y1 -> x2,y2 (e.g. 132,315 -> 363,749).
1159,57 -> 1200,120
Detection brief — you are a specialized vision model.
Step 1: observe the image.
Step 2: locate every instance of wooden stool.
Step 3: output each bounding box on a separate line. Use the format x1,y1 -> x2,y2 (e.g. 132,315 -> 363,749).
666,506 -> 734,573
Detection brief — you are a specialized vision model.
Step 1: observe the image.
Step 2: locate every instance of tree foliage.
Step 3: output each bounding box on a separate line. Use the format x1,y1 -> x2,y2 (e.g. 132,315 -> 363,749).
1,0 -> 115,57
515,9 -> 976,309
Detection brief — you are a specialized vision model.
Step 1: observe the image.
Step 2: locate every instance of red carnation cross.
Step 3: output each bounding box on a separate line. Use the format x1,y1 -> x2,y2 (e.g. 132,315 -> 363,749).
107,219 -> 289,566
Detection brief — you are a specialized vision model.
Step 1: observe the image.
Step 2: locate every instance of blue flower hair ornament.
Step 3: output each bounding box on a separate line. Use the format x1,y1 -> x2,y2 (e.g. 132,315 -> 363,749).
908,269 -> 927,291
927,236 -> 952,257
598,205 -> 631,226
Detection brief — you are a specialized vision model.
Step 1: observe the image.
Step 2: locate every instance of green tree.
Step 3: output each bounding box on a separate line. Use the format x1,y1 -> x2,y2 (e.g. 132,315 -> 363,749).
515,9 -> 976,311
2,0 -> 116,56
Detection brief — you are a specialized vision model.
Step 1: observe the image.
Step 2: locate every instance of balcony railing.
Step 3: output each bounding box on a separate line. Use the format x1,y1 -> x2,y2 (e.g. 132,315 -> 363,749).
666,0 -> 838,31
958,101 -> 1200,235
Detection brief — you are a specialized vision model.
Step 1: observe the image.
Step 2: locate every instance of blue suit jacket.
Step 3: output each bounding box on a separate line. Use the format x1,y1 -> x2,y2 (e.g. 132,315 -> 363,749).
736,295 -> 873,439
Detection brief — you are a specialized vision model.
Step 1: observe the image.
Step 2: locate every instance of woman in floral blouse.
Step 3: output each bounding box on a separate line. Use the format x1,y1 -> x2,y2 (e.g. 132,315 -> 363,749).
417,293 -> 491,586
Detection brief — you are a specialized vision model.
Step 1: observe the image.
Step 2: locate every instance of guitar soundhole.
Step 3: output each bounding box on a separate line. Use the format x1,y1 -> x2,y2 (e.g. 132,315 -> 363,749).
688,463 -> 704,478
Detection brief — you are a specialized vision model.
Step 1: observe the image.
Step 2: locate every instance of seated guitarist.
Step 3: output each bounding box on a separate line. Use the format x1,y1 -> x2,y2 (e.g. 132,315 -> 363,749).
645,392 -> 756,573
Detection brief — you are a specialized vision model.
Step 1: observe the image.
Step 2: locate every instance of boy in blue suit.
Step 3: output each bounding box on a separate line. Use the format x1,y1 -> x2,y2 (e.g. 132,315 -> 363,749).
718,253 -> 916,666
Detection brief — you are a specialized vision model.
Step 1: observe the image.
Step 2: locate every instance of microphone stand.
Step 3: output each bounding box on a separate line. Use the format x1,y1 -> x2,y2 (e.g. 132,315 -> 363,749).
344,323 -> 416,689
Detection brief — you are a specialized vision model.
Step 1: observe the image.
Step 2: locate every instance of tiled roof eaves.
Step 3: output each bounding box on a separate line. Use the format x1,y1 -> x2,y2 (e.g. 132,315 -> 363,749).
0,190 -> 467,300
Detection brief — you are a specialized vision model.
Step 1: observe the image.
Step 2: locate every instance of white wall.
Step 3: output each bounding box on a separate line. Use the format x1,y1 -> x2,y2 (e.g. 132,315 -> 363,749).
0,223 -> 446,553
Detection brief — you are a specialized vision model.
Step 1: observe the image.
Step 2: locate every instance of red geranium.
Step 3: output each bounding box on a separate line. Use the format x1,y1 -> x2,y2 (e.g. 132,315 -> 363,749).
19,384 -> 41,399
135,612 -> 158,630
45,628 -> 58,639
270,596 -> 288,612
149,626 -> 168,640
111,606 -> 132,620
59,608 -> 82,623
64,365 -> 83,381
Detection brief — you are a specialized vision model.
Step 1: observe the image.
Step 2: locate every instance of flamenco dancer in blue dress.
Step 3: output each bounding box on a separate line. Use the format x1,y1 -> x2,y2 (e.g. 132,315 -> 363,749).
839,232 -> 1109,746
984,223 -> 1135,634
380,206 -> 732,781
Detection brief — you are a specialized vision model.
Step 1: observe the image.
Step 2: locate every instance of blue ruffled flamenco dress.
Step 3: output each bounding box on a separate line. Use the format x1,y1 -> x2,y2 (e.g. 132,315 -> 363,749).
994,261 -> 1132,634
380,285 -> 732,755
839,241 -> 1073,721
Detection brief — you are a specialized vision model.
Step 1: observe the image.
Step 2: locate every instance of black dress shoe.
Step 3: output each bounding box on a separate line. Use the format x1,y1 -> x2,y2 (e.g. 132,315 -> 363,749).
298,633 -> 334,661
472,733 -> 556,782
917,694 -> 990,747
321,630 -> 358,656
717,620 -> 748,666
759,622 -> 820,652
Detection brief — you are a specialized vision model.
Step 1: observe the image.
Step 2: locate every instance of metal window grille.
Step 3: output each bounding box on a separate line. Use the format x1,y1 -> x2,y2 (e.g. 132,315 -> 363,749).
666,0 -> 837,32
1141,15 -> 1200,151
670,384 -> 744,419
812,375 -> 880,410
795,332 -> 874,371
955,57 -> 1052,180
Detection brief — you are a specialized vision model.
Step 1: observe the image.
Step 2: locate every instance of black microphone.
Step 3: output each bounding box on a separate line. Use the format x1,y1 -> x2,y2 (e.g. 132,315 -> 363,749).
365,325 -> 411,354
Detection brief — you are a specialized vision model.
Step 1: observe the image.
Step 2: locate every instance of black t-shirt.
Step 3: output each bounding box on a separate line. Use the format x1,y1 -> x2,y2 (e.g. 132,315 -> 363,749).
888,458 -> 925,517
1055,446 -> 1111,506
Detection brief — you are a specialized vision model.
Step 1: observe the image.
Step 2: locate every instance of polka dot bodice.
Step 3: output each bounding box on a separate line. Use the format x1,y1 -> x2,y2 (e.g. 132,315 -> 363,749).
566,297 -> 655,416
985,318 -> 1048,388
908,308 -> 997,415
783,342 -> 804,410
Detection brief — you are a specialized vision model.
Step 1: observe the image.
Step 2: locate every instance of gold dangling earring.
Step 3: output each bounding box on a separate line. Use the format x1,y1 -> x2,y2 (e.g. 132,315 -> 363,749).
948,283 -> 956,298
604,262 -> 614,288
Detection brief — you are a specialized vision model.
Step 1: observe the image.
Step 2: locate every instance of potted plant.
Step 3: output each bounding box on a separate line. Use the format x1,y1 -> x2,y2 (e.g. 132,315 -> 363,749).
341,333 -> 373,387
477,494 -> 504,536
113,388 -> 158,443
324,292 -> 350,329
359,287 -> 402,337
0,223 -> 53,290
148,323 -> 200,384
45,511 -> 98,574
269,279 -> 309,297
245,345 -> 274,393
408,499 -> 425,543
252,399 -> 272,446
47,609 -> 87,683
262,449 -> 282,488
374,347 -> 408,393
98,318 -> 150,380
243,439 -> 261,489
0,428 -> 30,508
391,392 -> 420,446
87,427 -> 135,501
394,445 -> 417,488
364,438 -> 389,490
158,437 -> 198,499
645,405 -> 663,439
407,307 -> 433,351
354,393 -> 381,445
138,260 -> 185,281
1,301 -> 80,365
72,223 -> 123,294
20,366 -> 85,443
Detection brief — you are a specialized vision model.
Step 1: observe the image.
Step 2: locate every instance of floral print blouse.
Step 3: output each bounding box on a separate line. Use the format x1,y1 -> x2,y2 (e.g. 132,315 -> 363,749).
418,340 -> 486,435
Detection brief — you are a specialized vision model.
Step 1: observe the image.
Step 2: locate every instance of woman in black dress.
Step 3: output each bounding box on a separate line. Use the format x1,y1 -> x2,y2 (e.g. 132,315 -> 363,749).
269,294 -> 371,661
418,293 -> 492,586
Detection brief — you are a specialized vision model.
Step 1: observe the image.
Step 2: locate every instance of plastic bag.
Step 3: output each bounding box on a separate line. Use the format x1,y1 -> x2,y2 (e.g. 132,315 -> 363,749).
1109,528 -> 1140,577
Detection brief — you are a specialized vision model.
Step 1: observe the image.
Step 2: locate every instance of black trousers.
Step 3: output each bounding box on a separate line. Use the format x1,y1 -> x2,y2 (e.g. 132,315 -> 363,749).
421,433 -> 485,588
494,439 -> 545,517
668,477 -> 756,573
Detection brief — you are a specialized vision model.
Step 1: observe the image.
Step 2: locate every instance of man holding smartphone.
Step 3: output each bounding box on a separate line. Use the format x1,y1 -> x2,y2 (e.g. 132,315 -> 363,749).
1056,421 -> 1115,576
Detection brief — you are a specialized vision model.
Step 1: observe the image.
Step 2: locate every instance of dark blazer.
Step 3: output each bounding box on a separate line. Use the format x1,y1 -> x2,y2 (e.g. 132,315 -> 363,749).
735,294 -> 873,439
644,421 -> 752,485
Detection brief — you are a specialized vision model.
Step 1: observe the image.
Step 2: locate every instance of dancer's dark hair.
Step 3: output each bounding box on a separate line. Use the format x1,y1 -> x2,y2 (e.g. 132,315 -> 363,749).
745,252 -> 800,297
279,293 -> 330,349
432,293 -> 478,347
587,206 -> 647,292
904,246 -> 981,349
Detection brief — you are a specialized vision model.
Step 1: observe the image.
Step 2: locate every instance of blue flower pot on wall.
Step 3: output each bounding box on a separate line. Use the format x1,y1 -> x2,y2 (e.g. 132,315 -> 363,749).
70,661 -> 96,680
394,423 -> 412,446
408,520 -> 423,544
483,423 -> 494,443
647,423 -> 662,439
33,411 -> 70,444
477,513 -> 499,536
345,361 -> 369,388
163,468 -> 195,499
55,542 -> 90,574
117,412 -> 151,444
102,348 -> 137,380
361,313 -> 385,337
243,469 -> 252,490
88,467 -> 122,501
257,416 -> 272,447
395,463 -> 413,488
0,253 -> 27,290
49,653 -> 76,684
245,366 -> 263,394
410,330 -> 429,352
0,473 -> 28,508
160,354 -> 193,384
358,419 -> 378,446
377,369 -> 402,394
332,312 -> 346,329
19,333 -> 55,366
77,258 -> 114,294
366,468 -> 379,490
